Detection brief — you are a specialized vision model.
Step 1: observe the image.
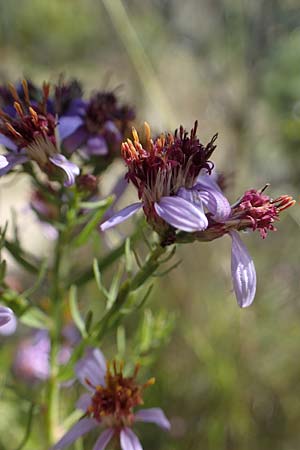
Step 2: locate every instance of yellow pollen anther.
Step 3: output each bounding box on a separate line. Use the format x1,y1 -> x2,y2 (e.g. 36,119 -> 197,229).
131,127 -> 140,145
8,83 -> 20,102
146,377 -> 155,386
22,79 -> 30,105
14,102 -> 24,117
5,122 -> 21,137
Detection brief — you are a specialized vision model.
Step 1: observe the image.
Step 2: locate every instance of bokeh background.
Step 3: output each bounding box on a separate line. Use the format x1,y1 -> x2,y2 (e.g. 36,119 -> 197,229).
1,1 -> 300,449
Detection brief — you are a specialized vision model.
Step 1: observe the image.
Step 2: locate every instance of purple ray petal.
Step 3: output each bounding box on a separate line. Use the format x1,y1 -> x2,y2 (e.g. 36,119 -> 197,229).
0,155 -> 9,169
0,134 -> 17,151
75,348 -> 106,391
134,408 -> 170,430
197,188 -> 231,221
120,428 -> 143,450
230,231 -> 257,308
0,153 -> 28,176
195,172 -> 221,191
0,307 -> 17,335
100,203 -> 142,231
49,154 -> 80,187
92,428 -> 114,450
52,418 -> 97,450
176,187 -> 203,208
86,136 -> 108,155
76,393 -> 92,411
63,126 -> 88,153
155,196 -> 208,232
58,116 -> 84,140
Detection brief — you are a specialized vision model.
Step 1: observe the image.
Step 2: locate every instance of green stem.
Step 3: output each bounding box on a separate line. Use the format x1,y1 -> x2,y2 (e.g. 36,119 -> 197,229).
94,245 -> 166,340
47,232 -> 64,446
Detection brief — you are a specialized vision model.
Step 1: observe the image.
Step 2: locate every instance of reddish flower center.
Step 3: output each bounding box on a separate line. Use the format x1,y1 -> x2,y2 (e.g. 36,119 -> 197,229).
86,362 -> 154,429
121,122 -> 216,227
0,81 -> 56,151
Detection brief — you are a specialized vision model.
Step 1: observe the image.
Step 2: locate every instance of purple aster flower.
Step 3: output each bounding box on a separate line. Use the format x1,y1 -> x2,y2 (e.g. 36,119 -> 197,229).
0,80 -> 79,186
53,348 -> 170,450
0,306 -> 17,335
13,330 -> 50,381
13,325 -> 81,382
100,122 -> 231,239
59,90 -> 135,163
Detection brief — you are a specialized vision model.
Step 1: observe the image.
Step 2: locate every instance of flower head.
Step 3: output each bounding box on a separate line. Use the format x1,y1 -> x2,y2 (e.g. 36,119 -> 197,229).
0,80 -> 79,186
59,90 -> 135,163
53,348 -> 170,450
100,122 -> 231,240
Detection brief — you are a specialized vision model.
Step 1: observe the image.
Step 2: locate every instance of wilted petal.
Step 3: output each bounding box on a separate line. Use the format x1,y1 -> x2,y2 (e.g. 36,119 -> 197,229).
230,231 -> 256,308
58,116 -> 84,140
49,154 -> 80,187
134,408 -> 170,430
120,428 -> 143,450
100,203 -> 142,231
155,196 -> 208,232
0,134 -> 18,151
0,307 -> 17,336
93,428 -> 114,450
52,418 -> 97,450
75,348 -> 106,391
0,155 -> 9,169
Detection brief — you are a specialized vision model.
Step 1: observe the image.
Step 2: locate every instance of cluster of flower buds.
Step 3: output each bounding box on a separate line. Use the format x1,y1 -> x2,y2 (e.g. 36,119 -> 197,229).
100,122 -> 295,308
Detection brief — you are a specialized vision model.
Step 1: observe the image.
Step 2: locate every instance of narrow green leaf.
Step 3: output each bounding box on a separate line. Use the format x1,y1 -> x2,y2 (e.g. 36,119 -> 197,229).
124,238 -> 133,274
20,307 -> 52,329
106,263 -> 124,310
117,325 -> 126,357
23,260 -> 47,298
79,198 -> 115,210
93,258 -> 109,298
69,286 -> 87,338
72,197 -> 113,247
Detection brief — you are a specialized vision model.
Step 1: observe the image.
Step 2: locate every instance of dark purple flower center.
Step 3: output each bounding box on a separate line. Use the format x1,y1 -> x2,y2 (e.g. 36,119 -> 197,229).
85,92 -> 134,134
0,81 -> 56,149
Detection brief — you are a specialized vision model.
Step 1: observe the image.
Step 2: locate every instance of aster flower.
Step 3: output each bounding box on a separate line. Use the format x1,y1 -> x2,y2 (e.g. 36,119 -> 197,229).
13,326 -> 81,382
0,306 -> 17,336
100,122 -> 231,240
58,90 -> 135,161
53,348 -> 170,450
13,330 -> 50,381
0,80 -> 79,186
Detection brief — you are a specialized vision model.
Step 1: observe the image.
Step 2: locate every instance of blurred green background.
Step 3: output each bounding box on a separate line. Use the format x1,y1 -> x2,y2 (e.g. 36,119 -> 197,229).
1,0 -> 300,449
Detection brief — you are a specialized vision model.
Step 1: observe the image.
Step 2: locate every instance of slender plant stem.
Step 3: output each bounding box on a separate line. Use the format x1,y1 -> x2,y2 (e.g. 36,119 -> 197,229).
94,244 -> 166,340
47,231 -> 63,446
